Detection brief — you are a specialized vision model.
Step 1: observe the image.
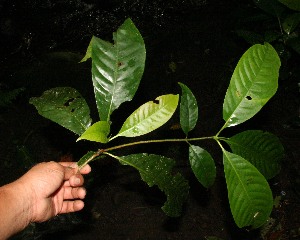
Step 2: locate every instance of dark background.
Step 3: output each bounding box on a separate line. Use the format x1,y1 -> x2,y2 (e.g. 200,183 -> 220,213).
0,0 -> 299,239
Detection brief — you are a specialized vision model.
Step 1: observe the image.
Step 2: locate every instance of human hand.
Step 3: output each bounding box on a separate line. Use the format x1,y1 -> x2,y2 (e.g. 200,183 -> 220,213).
17,161 -> 91,223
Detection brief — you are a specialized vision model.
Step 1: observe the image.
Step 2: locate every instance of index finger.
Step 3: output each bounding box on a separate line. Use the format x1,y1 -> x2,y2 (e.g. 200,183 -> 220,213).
59,162 -> 91,174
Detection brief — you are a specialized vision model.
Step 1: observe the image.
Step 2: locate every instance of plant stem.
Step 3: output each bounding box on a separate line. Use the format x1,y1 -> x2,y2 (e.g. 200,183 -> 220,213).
77,135 -> 227,168
215,123 -> 226,137
104,136 -> 214,152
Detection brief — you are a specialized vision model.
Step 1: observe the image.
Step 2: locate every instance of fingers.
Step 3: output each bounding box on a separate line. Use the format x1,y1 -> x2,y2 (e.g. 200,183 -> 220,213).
63,174 -> 84,188
60,200 -> 85,214
63,186 -> 86,200
59,162 -> 91,175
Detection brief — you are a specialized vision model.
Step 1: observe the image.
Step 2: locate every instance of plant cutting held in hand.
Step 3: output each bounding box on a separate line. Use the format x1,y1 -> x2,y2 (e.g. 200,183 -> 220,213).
30,18 -> 284,229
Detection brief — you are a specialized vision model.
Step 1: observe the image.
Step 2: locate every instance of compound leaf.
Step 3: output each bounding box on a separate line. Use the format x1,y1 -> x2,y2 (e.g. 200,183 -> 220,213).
224,130 -> 284,179
223,150 -> 273,228
77,121 -> 110,143
82,18 -> 146,122
178,82 -> 198,135
111,94 -> 179,140
223,43 -> 280,128
29,87 -> 92,135
189,145 -> 216,188
113,153 -> 189,217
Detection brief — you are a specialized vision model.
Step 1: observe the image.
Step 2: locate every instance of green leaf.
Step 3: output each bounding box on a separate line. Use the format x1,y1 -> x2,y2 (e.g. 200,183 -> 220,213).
278,0 -> 300,11
77,121 -> 110,143
113,153 -> 189,217
222,150 -> 273,228
282,13 -> 300,34
189,145 -> 216,188
178,82 -> 198,135
254,0 -> 285,17
77,151 -> 104,170
224,130 -> 284,179
86,18 -> 146,122
111,94 -> 179,140
80,39 -> 92,62
223,43 -> 280,128
29,87 -> 92,135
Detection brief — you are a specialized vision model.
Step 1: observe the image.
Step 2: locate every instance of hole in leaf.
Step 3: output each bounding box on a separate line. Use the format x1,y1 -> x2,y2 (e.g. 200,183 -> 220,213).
64,97 -> 80,107
64,98 -> 75,107
153,99 -> 159,104
246,96 -> 252,100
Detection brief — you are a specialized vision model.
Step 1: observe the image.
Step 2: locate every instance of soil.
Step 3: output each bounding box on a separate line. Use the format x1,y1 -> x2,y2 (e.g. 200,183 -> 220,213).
0,0 -> 299,239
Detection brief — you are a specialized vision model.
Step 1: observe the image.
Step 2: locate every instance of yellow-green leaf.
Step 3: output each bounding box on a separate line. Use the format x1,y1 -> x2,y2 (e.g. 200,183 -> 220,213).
77,121 -> 110,143
111,94 -> 179,140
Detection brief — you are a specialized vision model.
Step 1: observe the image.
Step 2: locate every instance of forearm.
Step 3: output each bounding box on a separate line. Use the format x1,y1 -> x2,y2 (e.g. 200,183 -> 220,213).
0,181 -> 32,240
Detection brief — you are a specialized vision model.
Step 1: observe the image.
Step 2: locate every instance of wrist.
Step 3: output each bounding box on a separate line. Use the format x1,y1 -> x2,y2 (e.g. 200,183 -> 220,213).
10,178 -> 34,225
0,180 -> 33,238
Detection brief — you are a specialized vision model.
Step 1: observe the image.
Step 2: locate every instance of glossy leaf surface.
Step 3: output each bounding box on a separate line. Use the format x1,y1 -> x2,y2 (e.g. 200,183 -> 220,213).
81,18 -> 146,122
112,94 -> 179,139
116,153 -> 189,217
189,145 -> 216,188
223,43 -> 280,127
223,150 -> 273,228
179,82 -> 198,135
29,87 -> 91,135
225,130 -> 283,179
77,121 -> 110,143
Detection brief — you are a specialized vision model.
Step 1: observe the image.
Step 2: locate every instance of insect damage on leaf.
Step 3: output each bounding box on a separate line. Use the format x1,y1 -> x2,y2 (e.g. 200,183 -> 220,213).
63,97 -> 80,112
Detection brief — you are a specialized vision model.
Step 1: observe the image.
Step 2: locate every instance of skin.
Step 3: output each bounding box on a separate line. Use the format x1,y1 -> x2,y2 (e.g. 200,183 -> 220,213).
0,161 -> 91,240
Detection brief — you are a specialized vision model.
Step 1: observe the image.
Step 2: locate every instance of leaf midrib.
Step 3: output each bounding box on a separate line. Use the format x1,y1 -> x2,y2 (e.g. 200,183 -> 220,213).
223,150 -> 255,223
225,46 -> 269,127
118,99 -> 171,136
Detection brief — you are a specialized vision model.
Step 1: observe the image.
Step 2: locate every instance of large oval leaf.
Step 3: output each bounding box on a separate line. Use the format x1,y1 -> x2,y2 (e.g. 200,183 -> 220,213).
77,121 -> 110,143
81,18 -> 146,122
108,153 -> 189,217
111,94 -> 179,140
178,82 -> 198,135
223,43 -> 280,127
189,145 -> 216,188
224,130 -> 284,179
29,87 -> 92,135
223,150 -> 273,228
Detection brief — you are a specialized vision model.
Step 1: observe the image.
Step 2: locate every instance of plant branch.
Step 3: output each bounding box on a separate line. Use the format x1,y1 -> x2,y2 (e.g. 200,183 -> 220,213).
104,136 -> 215,152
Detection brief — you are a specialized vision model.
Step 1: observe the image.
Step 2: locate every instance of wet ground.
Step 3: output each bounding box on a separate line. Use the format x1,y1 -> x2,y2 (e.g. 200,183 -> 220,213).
0,0 -> 299,239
